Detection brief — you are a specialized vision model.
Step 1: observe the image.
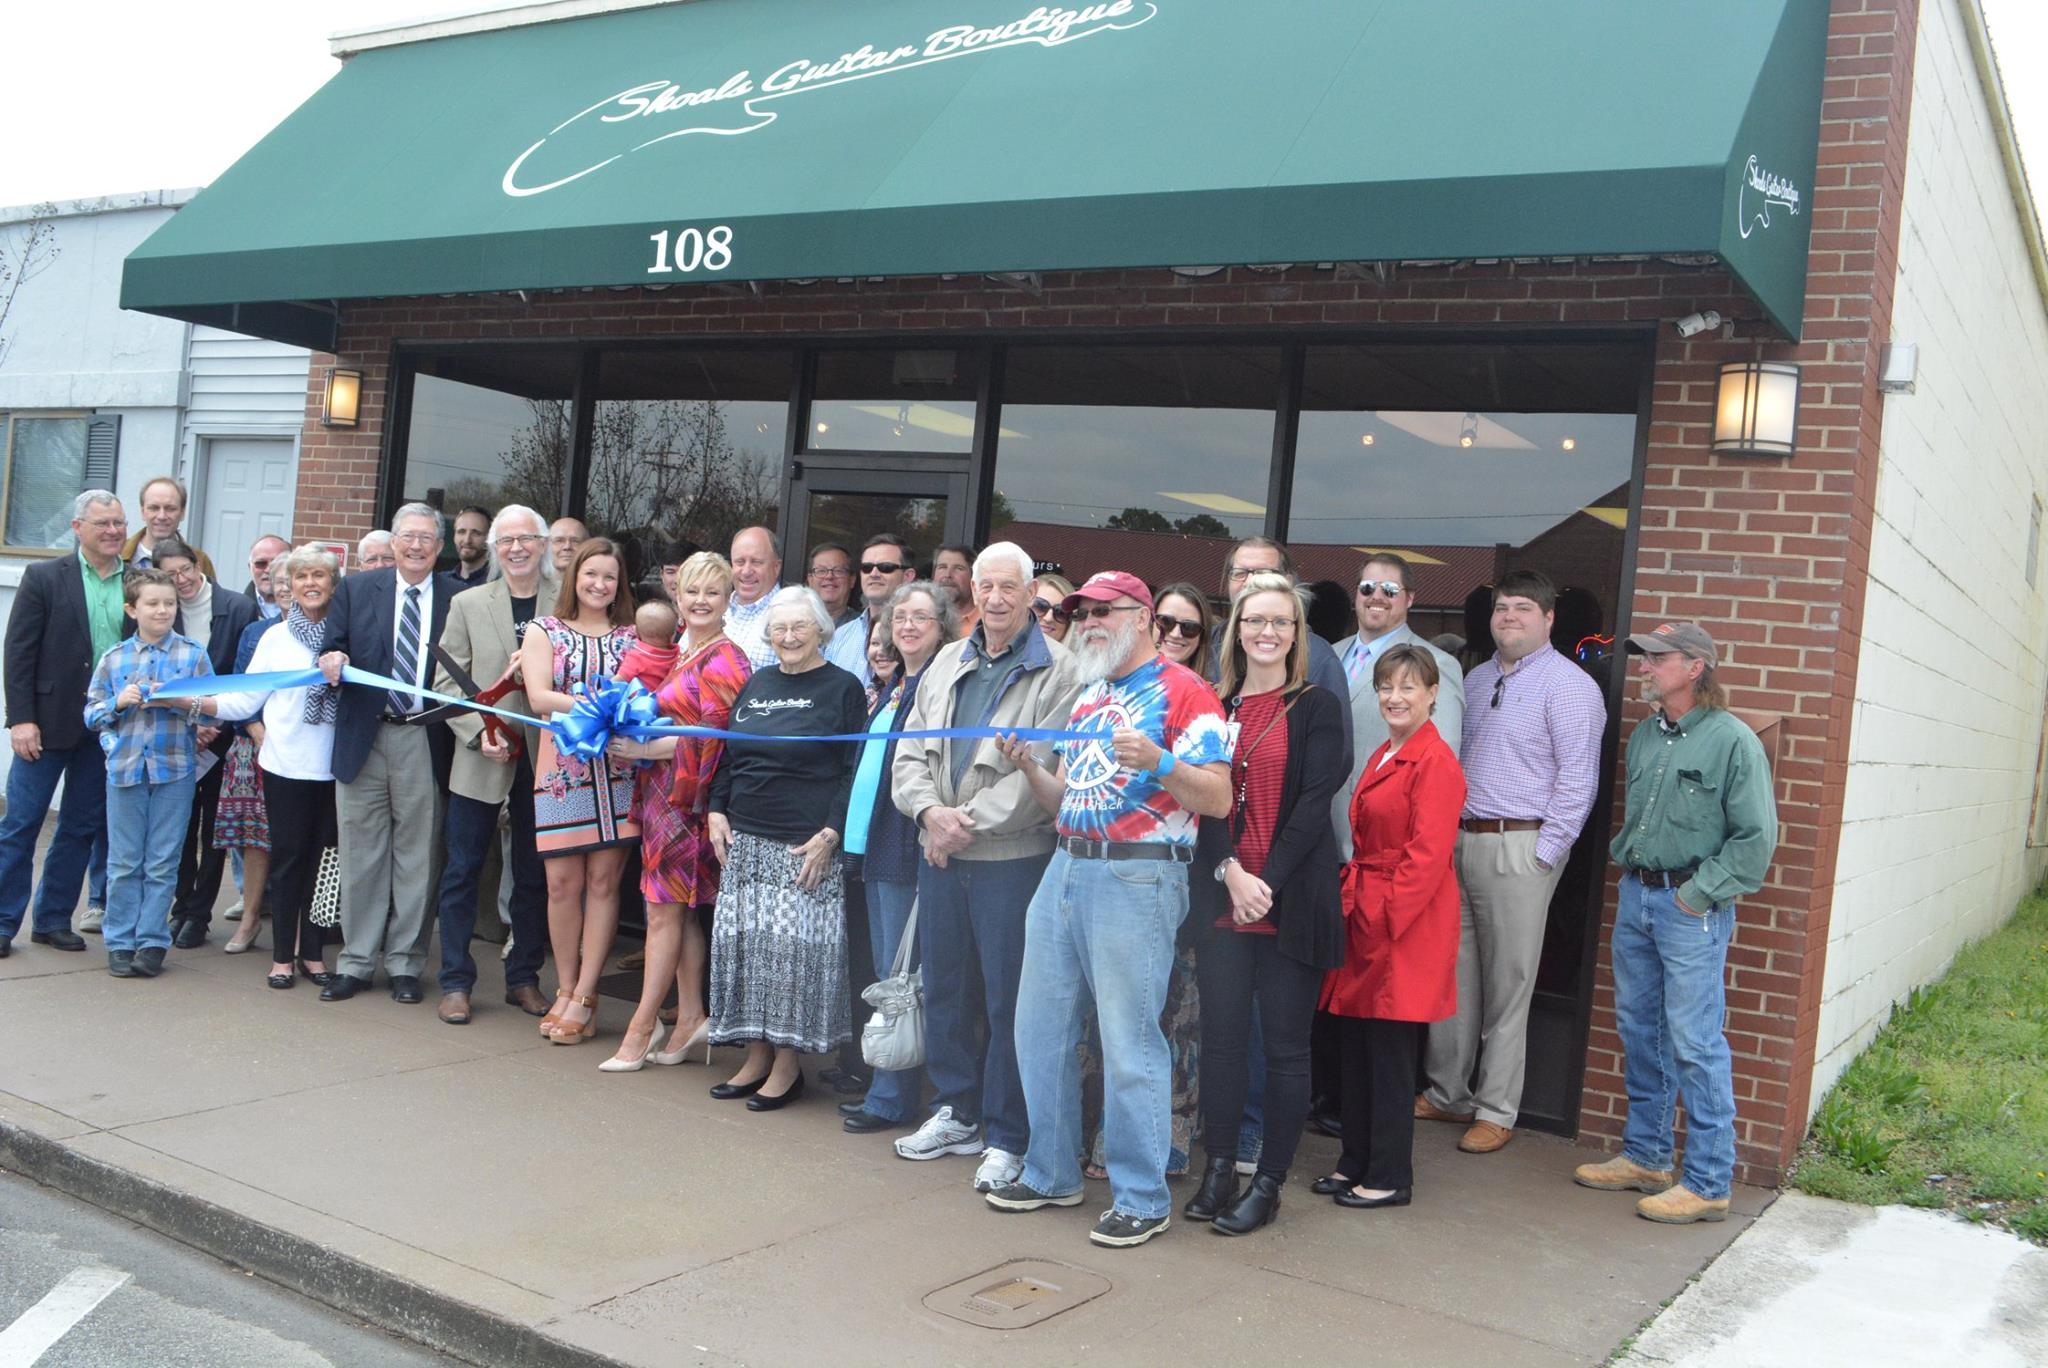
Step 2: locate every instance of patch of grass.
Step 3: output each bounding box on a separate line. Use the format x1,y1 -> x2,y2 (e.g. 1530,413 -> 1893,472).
1791,887 -> 2048,1245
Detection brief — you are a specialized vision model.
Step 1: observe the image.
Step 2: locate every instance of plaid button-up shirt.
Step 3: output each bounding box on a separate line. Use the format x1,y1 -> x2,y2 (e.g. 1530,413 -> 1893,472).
83,632 -> 215,786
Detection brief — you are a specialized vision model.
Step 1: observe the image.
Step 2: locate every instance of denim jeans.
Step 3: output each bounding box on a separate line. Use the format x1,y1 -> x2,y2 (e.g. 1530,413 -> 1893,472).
1014,849 -> 1187,1221
917,851 -> 1048,1154
859,877 -> 924,1123
1612,874 -> 1739,1201
0,739 -> 107,938
437,759 -> 547,994
102,773 -> 198,953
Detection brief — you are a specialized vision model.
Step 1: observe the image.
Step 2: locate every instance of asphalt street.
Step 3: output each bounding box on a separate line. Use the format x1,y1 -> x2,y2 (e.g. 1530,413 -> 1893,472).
0,1172 -> 455,1367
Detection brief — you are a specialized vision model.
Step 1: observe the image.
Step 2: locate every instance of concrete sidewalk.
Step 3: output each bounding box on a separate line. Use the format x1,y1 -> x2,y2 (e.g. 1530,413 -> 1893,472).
0,925 -> 1765,1367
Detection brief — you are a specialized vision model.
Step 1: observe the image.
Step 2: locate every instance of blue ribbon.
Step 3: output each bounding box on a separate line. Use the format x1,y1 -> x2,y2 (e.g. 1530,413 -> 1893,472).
151,665 -> 1107,757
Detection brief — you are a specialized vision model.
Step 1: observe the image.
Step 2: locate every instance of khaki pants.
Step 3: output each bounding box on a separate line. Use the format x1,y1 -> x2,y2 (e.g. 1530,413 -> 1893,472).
1421,828 -> 1565,1127
336,724 -> 444,981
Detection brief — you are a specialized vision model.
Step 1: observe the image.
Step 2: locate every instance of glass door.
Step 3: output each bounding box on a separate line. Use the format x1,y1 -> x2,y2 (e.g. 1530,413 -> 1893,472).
783,461 -> 969,575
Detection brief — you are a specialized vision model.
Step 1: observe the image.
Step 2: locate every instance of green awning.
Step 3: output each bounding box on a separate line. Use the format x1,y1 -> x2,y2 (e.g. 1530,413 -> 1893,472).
122,0 -> 1829,348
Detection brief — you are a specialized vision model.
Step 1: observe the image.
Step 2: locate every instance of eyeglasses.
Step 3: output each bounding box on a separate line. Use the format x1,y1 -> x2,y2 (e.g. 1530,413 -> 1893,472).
1031,598 -> 1072,624
394,531 -> 440,547
1068,603 -> 1145,623
892,610 -> 938,626
80,516 -> 127,531
494,533 -> 542,551
768,622 -> 817,639
808,564 -> 850,579
1155,614 -> 1204,640
1358,579 -> 1404,599
1491,674 -> 1506,709
250,557 -> 276,570
859,560 -> 907,574
1239,615 -> 1296,636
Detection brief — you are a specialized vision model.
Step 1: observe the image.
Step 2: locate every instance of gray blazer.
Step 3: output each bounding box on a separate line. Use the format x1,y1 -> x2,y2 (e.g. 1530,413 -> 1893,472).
1329,623 -> 1466,860
435,574 -> 556,805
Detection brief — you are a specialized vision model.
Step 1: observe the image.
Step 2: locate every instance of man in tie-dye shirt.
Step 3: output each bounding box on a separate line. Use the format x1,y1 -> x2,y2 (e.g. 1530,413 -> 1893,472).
986,571 -> 1232,1249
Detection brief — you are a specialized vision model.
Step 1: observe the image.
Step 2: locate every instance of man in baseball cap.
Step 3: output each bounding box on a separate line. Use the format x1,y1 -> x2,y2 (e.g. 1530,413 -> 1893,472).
1575,619 -> 1778,1224
1059,569 -> 1154,617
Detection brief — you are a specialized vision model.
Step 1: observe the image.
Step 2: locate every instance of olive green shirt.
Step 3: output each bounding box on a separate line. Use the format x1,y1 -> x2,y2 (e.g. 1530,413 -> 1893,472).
79,549 -> 126,662
1609,704 -> 1778,914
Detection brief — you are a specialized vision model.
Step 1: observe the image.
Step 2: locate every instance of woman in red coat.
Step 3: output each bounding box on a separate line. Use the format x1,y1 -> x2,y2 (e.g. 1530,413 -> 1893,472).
1317,643 -> 1466,1209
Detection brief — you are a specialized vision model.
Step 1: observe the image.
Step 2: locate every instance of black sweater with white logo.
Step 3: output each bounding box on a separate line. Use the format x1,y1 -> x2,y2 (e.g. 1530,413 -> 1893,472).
709,661 -> 868,844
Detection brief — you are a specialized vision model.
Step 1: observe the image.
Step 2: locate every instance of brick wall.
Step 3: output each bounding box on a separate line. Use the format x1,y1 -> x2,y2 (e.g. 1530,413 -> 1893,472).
288,1 -> 1925,1188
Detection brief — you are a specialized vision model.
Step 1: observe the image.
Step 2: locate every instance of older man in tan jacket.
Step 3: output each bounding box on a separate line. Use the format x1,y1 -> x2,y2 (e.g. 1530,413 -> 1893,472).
430,505 -> 556,1024
891,541 -> 1082,1192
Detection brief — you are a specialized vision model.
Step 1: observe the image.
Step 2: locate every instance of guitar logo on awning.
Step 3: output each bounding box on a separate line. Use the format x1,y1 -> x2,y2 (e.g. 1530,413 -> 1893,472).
1736,155 -> 1801,240
503,2 -> 1159,198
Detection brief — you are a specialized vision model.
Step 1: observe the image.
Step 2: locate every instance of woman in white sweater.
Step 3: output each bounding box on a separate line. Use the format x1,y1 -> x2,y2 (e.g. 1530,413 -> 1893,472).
211,545 -> 341,990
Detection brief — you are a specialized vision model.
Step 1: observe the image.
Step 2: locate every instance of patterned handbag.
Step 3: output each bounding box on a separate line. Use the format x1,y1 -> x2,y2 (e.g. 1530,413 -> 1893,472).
309,846 -> 342,928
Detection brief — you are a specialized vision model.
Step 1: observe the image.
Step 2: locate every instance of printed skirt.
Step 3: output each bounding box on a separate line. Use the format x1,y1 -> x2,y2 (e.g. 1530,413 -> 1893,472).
708,831 -> 849,1054
211,735 -> 269,851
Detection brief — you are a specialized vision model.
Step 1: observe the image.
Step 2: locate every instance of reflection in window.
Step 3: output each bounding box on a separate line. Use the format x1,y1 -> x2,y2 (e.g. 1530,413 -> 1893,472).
593,350 -> 791,562
2,415 -> 90,549
990,346 -> 1281,590
807,349 -> 978,453
404,355 -> 580,524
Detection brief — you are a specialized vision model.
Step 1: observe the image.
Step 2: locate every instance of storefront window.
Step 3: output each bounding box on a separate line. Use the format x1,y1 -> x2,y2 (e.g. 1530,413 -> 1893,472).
2,414 -> 91,550
806,348 -> 979,453
402,351 -> 581,525
990,345 -> 1281,589
592,349 -> 791,568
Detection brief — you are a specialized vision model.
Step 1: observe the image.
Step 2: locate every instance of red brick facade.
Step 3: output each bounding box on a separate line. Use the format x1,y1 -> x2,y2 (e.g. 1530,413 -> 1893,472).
290,0 -> 1919,1186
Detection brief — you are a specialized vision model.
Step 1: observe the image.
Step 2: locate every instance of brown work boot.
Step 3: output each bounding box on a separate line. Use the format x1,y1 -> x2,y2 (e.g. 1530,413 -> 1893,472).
437,991 -> 472,1025
1414,1093 -> 1475,1124
1572,1154 -> 1674,1193
504,984 -> 550,1016
1458,1120 -> 1514,1153
1636,1183 -> 1729,1224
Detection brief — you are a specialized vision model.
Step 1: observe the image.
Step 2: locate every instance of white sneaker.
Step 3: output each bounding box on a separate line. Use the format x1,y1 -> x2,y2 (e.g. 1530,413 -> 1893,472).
500,934 -> 513,962
221,899 -> 245,923
973,1148 -> 1024,1192
894,1105 -> 984,1161
79,906 -> 105,934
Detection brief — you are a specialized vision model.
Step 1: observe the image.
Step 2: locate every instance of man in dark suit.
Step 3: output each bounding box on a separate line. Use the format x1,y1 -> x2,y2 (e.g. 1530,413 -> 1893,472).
314,503 -> 462,1002
0,491 -> 129,956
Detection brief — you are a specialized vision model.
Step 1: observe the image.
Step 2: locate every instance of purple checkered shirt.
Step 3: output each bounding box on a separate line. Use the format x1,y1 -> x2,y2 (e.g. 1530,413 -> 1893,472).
1459,642 -> 1606,868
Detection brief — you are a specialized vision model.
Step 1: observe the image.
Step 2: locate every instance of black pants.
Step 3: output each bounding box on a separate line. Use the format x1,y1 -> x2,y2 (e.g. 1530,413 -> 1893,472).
1335,1016 -> 1424,1190
1196,927 -> 1323,1176
264,774 -> 336,964
169,759 -> 228,925
839,868 -> 872,1073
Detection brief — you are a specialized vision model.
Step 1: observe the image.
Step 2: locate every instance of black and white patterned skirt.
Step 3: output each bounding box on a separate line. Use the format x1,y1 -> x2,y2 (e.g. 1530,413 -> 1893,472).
708,831 -> 849,1054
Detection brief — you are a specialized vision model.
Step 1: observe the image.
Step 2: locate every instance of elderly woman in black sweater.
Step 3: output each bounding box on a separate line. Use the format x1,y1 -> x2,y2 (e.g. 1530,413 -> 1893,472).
1183,571 -> 1349,1235
705,586 -> 869,1111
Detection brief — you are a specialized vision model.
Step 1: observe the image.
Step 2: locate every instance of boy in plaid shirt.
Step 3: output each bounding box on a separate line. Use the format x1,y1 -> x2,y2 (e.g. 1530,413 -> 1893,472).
83,568 -> 219,978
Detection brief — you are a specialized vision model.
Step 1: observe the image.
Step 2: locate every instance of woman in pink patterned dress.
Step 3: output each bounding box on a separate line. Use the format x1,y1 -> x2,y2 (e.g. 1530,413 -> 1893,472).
599,552 -> 753,1072
518,538 -> 639,1045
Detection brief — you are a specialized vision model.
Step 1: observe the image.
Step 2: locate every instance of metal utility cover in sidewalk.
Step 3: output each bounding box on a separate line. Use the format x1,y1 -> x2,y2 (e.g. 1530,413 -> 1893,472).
924,1260 -> 1113,1330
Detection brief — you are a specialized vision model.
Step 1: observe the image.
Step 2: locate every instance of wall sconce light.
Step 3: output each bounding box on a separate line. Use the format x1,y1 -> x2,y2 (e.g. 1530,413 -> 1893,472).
1712,361 -> 1800,458
321,367 -> 363,428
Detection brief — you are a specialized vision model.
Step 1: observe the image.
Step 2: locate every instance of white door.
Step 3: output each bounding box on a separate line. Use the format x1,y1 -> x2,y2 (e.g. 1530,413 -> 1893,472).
197,437 -> 296,586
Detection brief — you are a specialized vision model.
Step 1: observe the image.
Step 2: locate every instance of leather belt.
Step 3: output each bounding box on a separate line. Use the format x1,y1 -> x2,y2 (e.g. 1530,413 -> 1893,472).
1629,867 -> 1697,888
379,713 -> 415,725
1058,836 -> 1193,864
1460,817 -> 1543,833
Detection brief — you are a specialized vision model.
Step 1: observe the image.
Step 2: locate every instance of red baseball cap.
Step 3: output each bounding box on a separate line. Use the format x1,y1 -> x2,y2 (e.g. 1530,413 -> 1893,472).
1061,570 -> 1154,615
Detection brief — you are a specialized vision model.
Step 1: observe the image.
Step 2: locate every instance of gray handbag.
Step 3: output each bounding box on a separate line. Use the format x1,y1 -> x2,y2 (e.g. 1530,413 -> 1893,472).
860,897 -> 924,1072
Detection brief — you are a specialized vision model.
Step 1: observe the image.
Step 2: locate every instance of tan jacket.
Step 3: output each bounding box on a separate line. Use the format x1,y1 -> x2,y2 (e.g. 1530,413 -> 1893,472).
435,574 -> 556,805
892,624 -> 1082,862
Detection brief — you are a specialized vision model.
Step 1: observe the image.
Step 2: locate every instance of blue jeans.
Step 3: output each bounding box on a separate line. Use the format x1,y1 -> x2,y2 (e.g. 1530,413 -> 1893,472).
917,851 -> 1048,1154
1014,849 -> 1187,1221
436,760 -> 547,994
102,773 -> 197,953
0,739 -> 107,938
1612,874 -> 1739,1201
859,877 -> 924,1123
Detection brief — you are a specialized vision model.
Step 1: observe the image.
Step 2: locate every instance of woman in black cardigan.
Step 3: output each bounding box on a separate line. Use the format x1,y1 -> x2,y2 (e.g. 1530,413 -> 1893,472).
1185,572 -> 1348,1235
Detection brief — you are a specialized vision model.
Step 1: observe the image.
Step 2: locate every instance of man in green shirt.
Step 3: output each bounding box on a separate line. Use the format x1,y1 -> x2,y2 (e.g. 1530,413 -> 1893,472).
1575,621 -> 1777,1224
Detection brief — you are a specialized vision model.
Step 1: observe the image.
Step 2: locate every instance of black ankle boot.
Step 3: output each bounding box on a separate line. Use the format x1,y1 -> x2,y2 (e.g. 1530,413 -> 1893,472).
1212,1172 -> 1282,1235
1182,1156 -> 1239,1222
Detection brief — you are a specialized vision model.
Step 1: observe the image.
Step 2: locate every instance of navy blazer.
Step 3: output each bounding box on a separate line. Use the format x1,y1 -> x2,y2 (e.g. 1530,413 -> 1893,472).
322,567 -> 463,784
3,554 -> 135,753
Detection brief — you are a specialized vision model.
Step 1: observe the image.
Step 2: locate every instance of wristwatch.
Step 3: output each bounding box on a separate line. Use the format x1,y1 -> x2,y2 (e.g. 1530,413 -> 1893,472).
1151,749 -> 1178,779
1214,856 -> 1239,883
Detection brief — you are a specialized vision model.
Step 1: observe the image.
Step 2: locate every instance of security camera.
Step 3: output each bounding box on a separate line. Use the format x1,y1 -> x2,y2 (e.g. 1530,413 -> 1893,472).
1673,310 -> 1723,339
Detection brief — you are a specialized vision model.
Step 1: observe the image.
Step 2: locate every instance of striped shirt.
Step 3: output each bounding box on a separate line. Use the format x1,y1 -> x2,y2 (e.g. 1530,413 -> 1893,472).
1459,643 -> 1606,868
83,632 -> 216,786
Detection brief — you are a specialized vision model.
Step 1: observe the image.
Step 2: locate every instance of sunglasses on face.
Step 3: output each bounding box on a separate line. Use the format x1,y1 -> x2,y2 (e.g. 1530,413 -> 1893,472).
1154,614 -> 1204,640
1031,598 -> 1072,624
1358,579 -> 1404,599
859,560 -> 907,575
1068,603 -> 1145,623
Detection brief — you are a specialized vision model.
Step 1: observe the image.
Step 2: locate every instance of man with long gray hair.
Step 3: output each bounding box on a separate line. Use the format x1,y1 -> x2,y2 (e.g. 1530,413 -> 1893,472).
315,504 -> 466,1003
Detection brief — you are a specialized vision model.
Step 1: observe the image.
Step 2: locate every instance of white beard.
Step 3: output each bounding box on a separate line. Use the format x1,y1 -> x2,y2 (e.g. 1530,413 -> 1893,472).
1071,614 -> 1144,683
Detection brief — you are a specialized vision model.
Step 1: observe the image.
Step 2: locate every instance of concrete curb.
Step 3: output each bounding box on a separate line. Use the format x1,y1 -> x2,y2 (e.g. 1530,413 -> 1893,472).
0,1118 -> 633,1368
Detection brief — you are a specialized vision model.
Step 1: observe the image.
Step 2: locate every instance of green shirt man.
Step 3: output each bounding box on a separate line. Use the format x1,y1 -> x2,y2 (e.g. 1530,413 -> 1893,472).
79,547 -> 126,662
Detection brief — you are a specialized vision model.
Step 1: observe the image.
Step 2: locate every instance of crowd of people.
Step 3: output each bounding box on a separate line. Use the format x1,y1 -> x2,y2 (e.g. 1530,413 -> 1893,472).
0,480 -> 1779,1248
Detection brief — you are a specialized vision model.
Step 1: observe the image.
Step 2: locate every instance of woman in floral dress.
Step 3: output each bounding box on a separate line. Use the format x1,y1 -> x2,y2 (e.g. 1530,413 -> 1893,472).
518,538 -> 639,1045
600,551 -> 753,1072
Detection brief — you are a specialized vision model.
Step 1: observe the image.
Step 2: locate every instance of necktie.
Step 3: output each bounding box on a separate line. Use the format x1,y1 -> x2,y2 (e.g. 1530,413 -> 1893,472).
391,585 -> 422,715
1346,638 -> 1372,683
